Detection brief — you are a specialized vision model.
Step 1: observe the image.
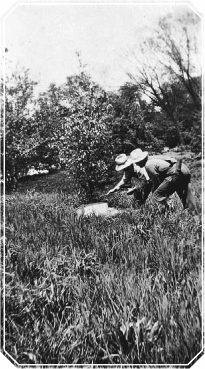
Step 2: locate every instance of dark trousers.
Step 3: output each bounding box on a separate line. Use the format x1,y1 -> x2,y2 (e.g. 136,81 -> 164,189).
152,162 -> 199,212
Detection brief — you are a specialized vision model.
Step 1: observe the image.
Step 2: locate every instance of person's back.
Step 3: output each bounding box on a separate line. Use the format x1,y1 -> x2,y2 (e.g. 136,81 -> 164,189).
145,156 -> 190,181
145,157 -> 174,181
144,155 -> 197,211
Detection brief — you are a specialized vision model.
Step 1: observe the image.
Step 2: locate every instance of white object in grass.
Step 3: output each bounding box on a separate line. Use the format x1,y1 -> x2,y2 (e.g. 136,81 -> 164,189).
76,202 -> 121,217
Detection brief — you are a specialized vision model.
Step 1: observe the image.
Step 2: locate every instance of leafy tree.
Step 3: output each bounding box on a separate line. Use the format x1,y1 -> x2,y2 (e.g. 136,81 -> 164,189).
60,72 -> 114,201
33,83 -> 67,168
127,11 -> 202,148
2,66 -> 38,189
109,83 -> 164,154
156,12 -> 201,110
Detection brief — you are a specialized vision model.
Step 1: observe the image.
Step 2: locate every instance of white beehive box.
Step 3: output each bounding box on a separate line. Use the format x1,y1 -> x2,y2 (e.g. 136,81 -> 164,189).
76,202 -> 109,217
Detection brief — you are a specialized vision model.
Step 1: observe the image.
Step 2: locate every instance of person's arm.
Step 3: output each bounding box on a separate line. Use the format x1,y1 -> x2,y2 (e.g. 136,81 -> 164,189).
106,171 -> 130,195
145,161 -> 161,192
138,167 -> 150,181
127,165 -> 151,196
133,163 -> 150,181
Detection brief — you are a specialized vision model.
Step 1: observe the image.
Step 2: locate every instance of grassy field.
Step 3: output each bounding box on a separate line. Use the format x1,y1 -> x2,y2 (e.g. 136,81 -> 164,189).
2,152 -> 203,365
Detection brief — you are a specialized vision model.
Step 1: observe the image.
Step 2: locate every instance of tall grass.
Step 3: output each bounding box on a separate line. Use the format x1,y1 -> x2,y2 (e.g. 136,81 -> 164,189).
3,188 -> 202,365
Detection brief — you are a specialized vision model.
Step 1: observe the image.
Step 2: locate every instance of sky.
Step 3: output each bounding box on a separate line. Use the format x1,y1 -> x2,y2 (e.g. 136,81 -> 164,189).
1,1 -> 203,95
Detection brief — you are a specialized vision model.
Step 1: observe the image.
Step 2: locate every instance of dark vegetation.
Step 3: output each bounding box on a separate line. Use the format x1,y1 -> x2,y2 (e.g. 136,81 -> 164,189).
1,10 -> 203,365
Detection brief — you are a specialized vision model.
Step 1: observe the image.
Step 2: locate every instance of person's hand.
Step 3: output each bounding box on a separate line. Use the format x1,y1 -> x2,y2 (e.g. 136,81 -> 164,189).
106,189 -> 114,196
106,187 -> 118,196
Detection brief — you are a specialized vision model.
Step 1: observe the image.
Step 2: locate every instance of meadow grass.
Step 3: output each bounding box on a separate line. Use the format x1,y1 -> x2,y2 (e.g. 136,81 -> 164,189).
3,177 -> 202,365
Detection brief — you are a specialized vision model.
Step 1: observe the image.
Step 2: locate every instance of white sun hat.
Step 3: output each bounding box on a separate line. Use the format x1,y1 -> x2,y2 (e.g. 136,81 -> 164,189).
115,154 -> 133,171
129,149 -> 148,164
115,149 -> 148,171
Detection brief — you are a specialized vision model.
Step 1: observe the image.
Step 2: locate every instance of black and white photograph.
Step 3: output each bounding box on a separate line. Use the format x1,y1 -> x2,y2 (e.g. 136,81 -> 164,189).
0,0 -> 204,367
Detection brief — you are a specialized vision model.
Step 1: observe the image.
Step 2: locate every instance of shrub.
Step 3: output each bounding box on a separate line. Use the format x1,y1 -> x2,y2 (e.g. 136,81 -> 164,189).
63,73 -> 114,202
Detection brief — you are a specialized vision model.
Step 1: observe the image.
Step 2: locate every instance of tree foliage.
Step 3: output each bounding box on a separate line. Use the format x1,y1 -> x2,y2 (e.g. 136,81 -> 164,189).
127,11 -> 202,149
60,73 -> 114,201
33,83 -> 66,168
2,67 -> 38,189
108,84 -> 164,154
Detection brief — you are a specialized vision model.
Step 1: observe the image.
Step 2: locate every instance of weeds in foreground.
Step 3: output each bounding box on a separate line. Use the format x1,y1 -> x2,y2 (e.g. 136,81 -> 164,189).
3,191 -> 202,364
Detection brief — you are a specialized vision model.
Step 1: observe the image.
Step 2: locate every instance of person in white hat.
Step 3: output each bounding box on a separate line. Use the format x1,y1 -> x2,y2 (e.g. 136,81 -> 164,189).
107,149 -> 199,213
106,149 -> 151,204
